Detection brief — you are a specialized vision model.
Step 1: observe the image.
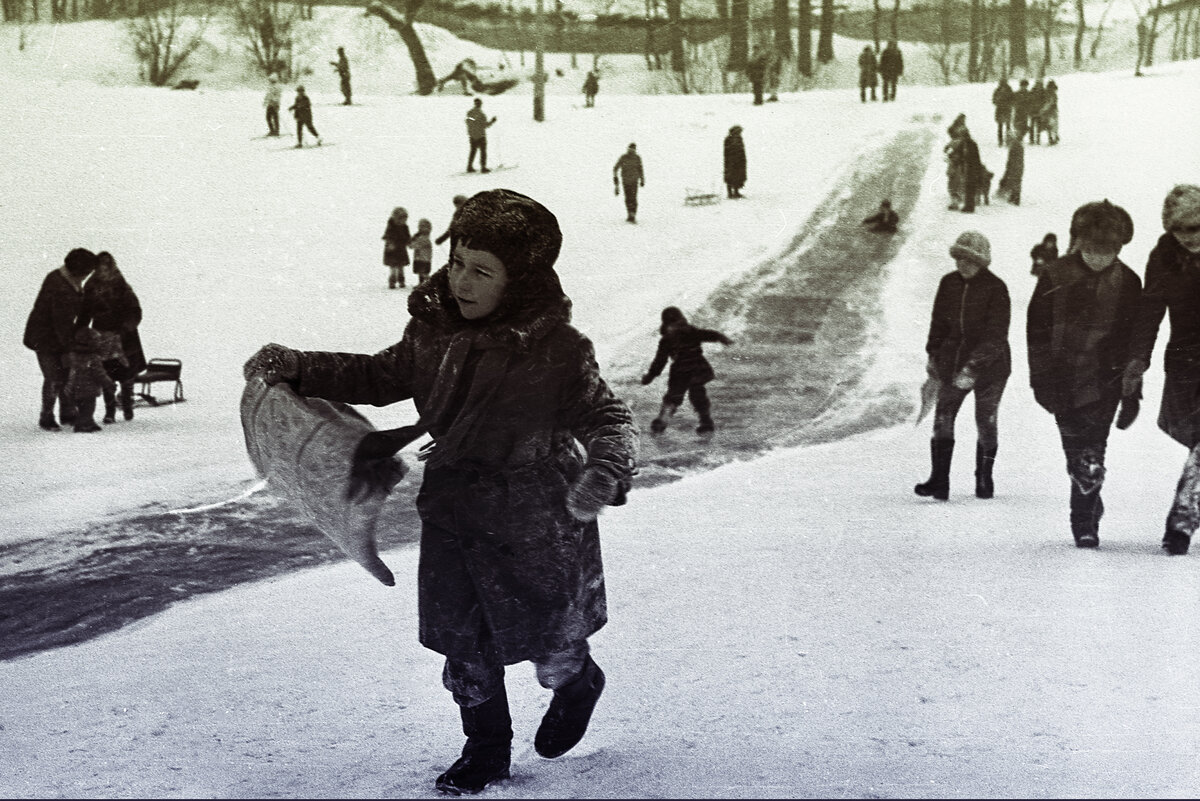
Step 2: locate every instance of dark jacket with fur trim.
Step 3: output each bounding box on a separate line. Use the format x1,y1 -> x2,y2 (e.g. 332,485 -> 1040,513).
293,268 -> 636,662
1130,233 -> 1200,446
1027,253 -> 1142,415
23,267 -> 87,354
925,268 -> 1011,384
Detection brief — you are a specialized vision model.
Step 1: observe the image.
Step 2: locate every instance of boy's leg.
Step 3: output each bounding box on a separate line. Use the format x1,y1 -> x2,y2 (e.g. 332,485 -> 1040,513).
533,641 -> 605,759
973,376 -> 1007,498
689,384 -> 714,432
1164,442 -> 1200,554
438,653 -> 512,795
479,138 -> 488,171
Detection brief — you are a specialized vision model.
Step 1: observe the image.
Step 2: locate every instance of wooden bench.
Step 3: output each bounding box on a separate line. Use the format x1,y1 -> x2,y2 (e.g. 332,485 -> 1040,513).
134,358 -> 185,406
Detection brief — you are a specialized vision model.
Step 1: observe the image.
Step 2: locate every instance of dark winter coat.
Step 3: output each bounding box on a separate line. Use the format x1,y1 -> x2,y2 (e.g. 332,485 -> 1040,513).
1029,241 -> 1057,277
1130,233 -> 1200,446
1028,82 -> 1046,121
613,150 -> 644,185
382,219 -> 411,267
992,82 -> 1013,123
723,132 -> 746,189
65,343 -> 116,401
997,139 -> 1024,200
79,270 -> 147,377
879,44 -> 903,79
857,48 -> 878,87
1012,87 -> 1031,126
292,268 -> 636,663
289,93 -> 313,123
745,54 -> 767,85
959,134 -> 984,189
925,268 -> 1012,385
583,72 -> 598,95
1027,253 -> 1142,415
862,207 -> 899,233
23,266 -> 87,354
644,322 -> 731,386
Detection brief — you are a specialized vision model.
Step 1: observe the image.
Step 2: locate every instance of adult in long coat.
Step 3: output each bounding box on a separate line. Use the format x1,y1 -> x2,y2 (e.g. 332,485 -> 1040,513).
723,125 -> 746,199
958,128 -> 983,213
1126,184 -> 1200,554
79,252 -> 146,422
23,248 -> 98,430
857,45 -> 878,102
243,189 -> 637,795
1027,200 -> 1141,547
992,78 -> 1014,146
745,49 -> 767,106
878,40 -> 903,101
915,231 -> 1011,501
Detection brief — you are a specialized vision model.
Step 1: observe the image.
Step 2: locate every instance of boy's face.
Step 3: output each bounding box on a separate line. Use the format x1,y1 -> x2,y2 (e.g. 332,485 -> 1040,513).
1079,241 -> 1120,271
450,244 -> 509,320
954,256 -> 982,279
1171,218 -> 1200,254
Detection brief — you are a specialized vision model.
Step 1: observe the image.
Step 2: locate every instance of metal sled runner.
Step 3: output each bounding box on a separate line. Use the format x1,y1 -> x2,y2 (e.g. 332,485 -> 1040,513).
134,358 -> 185,406
684,187 -> 720,206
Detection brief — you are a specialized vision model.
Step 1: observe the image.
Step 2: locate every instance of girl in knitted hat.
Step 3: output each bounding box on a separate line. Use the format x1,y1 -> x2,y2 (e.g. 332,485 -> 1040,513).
915,231 -> 1011,501
1027,199 -> 1142,548
244,189 -> 637,795
640,306 -> 733,434
1126,184 -> 1200,555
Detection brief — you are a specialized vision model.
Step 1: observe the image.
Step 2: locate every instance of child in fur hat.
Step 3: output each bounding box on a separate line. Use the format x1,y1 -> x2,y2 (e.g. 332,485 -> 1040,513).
244,189 -> 636,795
915,231 -> 1011,501
1029,233 -> 1058,277
640,306 -> 734,434
1126,184 -> 1200,555
65,327 -> 117,433
1027,199 -> 1142,548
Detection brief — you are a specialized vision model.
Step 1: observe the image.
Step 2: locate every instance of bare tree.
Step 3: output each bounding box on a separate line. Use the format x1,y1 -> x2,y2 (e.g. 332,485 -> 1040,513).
1032,0 -> 1067,69
817,0 -> 834,63
1145,0 -> 1164,66
1073,0 -> 1084,65
229,0 -> 299,78
1009,0 -> 1028,70
365,0 -> 436,94
969,0 -> 981,80
871,0 -> 881,51
891,0 -> 900,41
1089,0 -> 1116,58
728,0 -> 748,70
929,0 -> 963,82
126,0 -> 214,86
774,0 -> 791,56
666,0 -> 684,71
798,0 -> 813,75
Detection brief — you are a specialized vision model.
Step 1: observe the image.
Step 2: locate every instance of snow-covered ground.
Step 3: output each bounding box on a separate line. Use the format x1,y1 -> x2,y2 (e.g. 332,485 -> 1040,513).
3,10 -> 1200,797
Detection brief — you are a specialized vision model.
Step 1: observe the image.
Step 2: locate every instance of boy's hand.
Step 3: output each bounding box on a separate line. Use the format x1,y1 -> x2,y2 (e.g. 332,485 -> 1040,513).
347,431 -> 409,501
243,343 -> 300,384
566,466 -> 619,522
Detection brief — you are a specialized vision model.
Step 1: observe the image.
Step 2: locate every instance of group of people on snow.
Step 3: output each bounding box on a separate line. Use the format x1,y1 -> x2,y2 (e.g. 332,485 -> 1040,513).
858,41 -> 905,103
24,249 -> 146,432
915,185 -> 1200,558
382,195 -> 470,289
992,76 -> 1060,148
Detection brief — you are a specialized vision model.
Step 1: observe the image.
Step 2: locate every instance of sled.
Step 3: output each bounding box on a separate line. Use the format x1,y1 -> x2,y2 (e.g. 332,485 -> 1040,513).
684,187 -> 720,206
134,358 -> 185,406
240,377 -> 398,586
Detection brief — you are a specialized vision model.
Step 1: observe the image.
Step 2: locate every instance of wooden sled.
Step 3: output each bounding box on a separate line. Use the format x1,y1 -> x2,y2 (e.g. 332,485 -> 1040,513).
240,377 -> 397,586
134,358 -> 185,406
684,187 -> 721,206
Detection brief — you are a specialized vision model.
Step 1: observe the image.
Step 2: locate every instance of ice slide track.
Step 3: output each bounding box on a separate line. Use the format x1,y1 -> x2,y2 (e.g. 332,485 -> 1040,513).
0,125 -> 934,661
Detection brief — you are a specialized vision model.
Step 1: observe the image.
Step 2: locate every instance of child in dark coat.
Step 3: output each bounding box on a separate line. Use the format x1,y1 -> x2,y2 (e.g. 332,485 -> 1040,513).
1029,233 -> 1058,277
244,189 -> 636,796
862,199 -> 899,233
287,85 -> 320,148
65,327 -> 117,433
996,131 -> 1024,205
641,306 -> 733,434
382,207 -> 411,289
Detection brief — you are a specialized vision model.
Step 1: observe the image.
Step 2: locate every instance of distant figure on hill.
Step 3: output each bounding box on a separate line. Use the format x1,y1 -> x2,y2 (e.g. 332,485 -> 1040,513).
857,45 -> 878,102
263,73 -> 281,137
288,85 -> 321,148
945,114 -> 968,210
435,194 -> 469,246
1040,78 -> 1060,145
613,142 -> 645,223
745,47 -> 767,106
991,77 -> 1013,146
1012,79 -> 1031,144
582,70 -> 599,107
879,40 -> 904,101
410,219 -> 433,286
382,207 -> 411,289
331,46 -> 352,105
723,125 -> 746,199
1029,233 -> 1058,277
641,306 -> 733,435
1027,78 -> 1046,144
958,126 -> 985,213
995,130 -> 1024,206
862,199 -> 899,233
465,97 -> 496,173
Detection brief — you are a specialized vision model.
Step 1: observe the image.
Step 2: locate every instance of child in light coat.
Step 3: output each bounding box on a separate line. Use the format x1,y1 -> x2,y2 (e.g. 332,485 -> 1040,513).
410,218 -> 433,286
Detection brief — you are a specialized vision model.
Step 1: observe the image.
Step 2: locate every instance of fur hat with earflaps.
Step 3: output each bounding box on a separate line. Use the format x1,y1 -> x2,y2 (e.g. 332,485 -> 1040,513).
1069,199 -> 1134,248
1162,184 -> 1200,232
949,230 -> 992,267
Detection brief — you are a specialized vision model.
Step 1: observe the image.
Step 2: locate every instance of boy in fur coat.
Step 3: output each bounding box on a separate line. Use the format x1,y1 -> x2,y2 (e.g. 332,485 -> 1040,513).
244,189 -> 637,796
66,327 -> 117,433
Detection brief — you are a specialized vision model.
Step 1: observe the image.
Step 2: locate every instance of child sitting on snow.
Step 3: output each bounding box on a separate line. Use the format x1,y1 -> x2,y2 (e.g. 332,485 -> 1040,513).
410,218 -> 433,286
641,306 -> 734,434
862,199 -> 899,233
65,327 -> 117,433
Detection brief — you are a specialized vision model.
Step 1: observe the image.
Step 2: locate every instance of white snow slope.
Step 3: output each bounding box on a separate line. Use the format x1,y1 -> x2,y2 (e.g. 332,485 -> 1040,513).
3,13 -> 1200,799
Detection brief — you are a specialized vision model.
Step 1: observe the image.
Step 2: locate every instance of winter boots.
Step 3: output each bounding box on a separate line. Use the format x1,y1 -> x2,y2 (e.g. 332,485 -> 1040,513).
914,438 -> 954,500
1163,529 -> 1191,555
534,655 -> 606,759
103,390 -> 117,425
975,442 -> 997,499
120,383 -> 135,421
436,687 -> 513,796
696,413 -> 715,434
649,402 -> 678,434
1069,488 -> 1103,548
38,412 -> 60,431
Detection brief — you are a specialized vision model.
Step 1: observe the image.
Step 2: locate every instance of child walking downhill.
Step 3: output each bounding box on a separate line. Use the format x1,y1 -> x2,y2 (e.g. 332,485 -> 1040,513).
382,207 -> 411,289
243,189 -> 637,796
65,327 -> 117,433
640,306 -> 733,434
410,218 -> 433,286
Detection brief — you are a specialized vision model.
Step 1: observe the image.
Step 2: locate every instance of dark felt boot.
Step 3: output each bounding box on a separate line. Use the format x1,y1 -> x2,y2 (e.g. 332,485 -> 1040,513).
975,442 -> 997,499
1070,486 -> 1103,548
534,655 -> 606,759
1163,529 -> 1191,555
38,412 -> 60,431
914,438 -> 954,501
120,384 -> 135,421
435,688 -> 512,796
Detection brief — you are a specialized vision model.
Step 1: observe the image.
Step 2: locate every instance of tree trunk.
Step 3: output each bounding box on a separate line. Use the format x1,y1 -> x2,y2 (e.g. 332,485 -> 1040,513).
715,0 -> 727,20
774,0 -> 791,56
891,0 -> 899,41
1008,0 -> 1028,70
1146,0 -> 1163,66
1042,1 -> 1053,67
1073,0 -> 1084,65
728,0 -> 748,70
969,0 -> 980,80
798,0 -> 813,75
365,1 -> 436,94
667,0 -> 684,70
817,0 -> 834,63
871,0 -> 880,51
